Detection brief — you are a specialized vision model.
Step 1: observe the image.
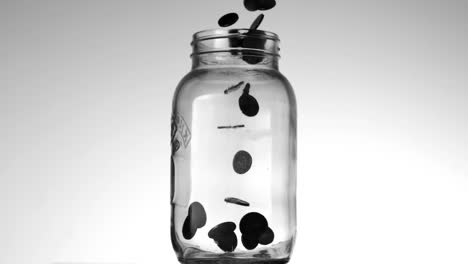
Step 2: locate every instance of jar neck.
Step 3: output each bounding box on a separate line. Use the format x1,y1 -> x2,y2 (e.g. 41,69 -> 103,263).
191,29 -> 281,71
191,52 -> 279,70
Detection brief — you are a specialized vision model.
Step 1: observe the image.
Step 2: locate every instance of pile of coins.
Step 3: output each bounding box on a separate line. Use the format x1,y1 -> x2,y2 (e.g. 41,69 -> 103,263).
182,202 -> 207,240
183,80 -> 275,252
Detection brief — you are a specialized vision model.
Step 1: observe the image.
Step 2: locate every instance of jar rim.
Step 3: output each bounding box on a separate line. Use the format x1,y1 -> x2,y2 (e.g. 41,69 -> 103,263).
192,28 -> 280,43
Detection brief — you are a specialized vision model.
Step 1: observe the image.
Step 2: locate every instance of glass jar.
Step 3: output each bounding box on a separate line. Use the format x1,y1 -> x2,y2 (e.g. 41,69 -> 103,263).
171,29 -> 297,264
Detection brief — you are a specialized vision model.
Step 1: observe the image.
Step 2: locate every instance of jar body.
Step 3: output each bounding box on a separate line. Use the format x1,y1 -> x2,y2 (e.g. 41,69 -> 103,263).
171,28 -> 296,264
171,65 -> 297,263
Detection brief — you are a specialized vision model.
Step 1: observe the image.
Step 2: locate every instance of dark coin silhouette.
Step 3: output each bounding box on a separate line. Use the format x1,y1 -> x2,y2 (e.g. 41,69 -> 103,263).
258,0 -> 276,10
240,212 -> 274,250
189,202 -> 207,226
182,202 -> 207,240
258,227 -> 274,245
242,34 -> 266,65
208,222 -> 238,252
229,37 -> 244,55
242,234 -> 259,250
224,197 -> 250,207
182,218 -> 196,240
240,212 -> 268,235
250,14 -> 265,30
239,83 -> 260,117
244,0 -> 277,11
244,14 -> 266,65
218,125 -> 245,129
243,55 -> 264,65
242,13 -> 268,65
244,0 -> 258,11
224,81 -> 245,94
243,35 -> 266,50
218,13 -> 239,27
233,150 -> 253,174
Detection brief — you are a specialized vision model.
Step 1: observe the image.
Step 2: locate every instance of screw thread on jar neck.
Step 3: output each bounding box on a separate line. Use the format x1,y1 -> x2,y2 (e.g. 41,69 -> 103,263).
191,29 -> 280,70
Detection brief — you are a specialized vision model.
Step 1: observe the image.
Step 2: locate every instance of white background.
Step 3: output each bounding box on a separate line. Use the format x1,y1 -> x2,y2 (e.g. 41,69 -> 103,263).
1,0 -> 467,263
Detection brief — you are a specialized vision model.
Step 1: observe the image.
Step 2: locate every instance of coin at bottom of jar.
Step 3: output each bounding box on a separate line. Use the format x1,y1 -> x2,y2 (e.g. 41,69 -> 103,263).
182,202 -> 207,240
240,212 -> 268,234
258,227 -> 274,245
208,222 -> 238,252
241,233 -> 259,250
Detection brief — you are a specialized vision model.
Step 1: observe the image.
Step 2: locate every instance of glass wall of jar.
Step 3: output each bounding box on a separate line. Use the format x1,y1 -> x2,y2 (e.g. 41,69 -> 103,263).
171,29 -> 297,264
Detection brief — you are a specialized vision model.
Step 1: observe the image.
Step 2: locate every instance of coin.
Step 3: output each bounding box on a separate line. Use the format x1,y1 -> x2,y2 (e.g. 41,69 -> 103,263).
218,13 -> 239,27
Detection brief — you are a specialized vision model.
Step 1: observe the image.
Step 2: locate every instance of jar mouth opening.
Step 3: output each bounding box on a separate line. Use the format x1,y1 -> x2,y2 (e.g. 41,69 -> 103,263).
191,29 -> 281,58
192,28 -> 280,43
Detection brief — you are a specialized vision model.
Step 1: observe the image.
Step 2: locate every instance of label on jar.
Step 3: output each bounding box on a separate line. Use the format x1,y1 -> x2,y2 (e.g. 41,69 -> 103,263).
171,112 -> 192,152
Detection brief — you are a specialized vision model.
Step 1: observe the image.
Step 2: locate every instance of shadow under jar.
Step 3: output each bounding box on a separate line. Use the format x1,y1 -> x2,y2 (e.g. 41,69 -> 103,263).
171,29 -> 297,264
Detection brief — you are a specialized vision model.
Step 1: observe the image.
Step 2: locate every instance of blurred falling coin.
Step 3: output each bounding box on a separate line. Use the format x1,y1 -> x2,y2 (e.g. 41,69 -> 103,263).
241,34 -> 266,65
224,81 -> 245,94
244,0 -> 258,11
239,83 -> 260,117
258,0 -> 276,11
218,13 -> 239,27
233,150 -> 253,174
249,14 -> 265,31
244,0 -> 277,11
225,197 -> 250,207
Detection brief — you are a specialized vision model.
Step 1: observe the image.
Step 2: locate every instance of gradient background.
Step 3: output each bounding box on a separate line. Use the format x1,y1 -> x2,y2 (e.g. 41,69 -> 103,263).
1,0 -> 468,263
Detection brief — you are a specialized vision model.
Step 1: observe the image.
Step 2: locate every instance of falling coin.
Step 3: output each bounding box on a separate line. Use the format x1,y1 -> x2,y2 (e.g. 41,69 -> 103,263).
217,125 -> 245,129
249,14 -> 265,31
239,83 -> 260,117
242,34 -> 266,65
233,150 -> 253,174
224,81 -> 245,94
218,13 -> 239,27
244,0 -> 277,11
225,197 -> 250,207
258,0 -> 276,11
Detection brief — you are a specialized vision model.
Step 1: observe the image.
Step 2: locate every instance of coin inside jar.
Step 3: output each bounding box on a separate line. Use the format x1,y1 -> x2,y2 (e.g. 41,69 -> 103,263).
232,150 -> 253,174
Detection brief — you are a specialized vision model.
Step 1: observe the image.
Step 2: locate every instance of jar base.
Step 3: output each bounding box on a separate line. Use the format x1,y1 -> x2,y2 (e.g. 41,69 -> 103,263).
179,258 -> 289,264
